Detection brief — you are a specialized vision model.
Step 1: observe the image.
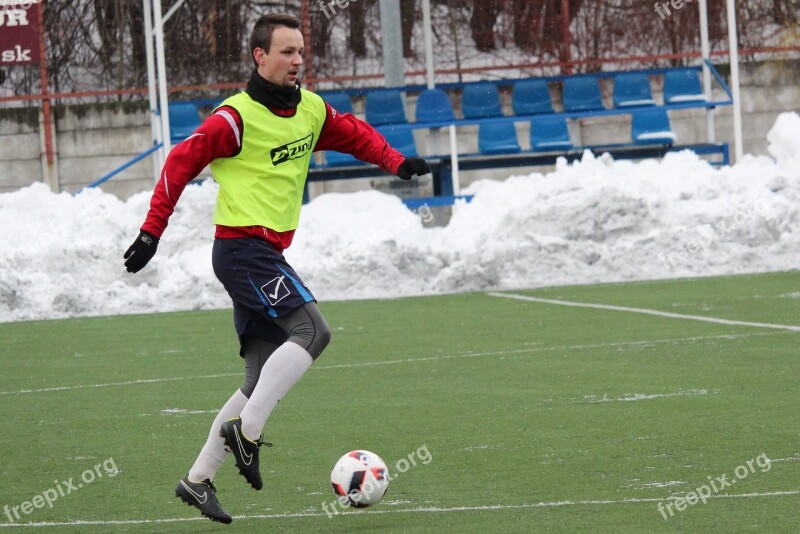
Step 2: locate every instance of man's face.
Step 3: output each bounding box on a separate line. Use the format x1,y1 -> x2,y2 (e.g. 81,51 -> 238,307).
254,26 -> 304,88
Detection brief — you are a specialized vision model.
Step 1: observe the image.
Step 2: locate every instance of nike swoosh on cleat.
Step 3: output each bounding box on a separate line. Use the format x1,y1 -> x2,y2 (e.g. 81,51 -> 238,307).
180,480 -> 208,504
233,426 -> 254,465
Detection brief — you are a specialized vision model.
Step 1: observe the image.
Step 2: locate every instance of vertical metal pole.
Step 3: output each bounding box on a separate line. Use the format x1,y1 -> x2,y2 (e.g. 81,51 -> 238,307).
143,0 -> 161,180
698,0 -> 715,142
726,0 -> 743,162
560,0 -> 572,74
37,0 -> 52,166
449,125 -> 459,196
37,0 -> 58,190
421,0 -> 437,152
422,0 -> 434,89
379,0 -> 404,87
153,0 -> 171,163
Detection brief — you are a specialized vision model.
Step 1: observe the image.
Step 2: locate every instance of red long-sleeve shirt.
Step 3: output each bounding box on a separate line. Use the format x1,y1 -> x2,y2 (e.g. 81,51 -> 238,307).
141,101 -> 405,252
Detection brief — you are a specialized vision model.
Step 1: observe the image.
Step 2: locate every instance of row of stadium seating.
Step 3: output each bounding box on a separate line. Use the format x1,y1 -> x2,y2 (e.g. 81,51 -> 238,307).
167,68 -> 705,165
84,67 -> 724,197
314,69 -> 706,165
317,108 -> 676,166
169,96 -> 676,166
324,68 -> 705,126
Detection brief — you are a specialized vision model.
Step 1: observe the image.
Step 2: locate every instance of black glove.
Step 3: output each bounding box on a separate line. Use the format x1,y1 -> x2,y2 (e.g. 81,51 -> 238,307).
123,231 -> 159,273
396,158 -> 430,180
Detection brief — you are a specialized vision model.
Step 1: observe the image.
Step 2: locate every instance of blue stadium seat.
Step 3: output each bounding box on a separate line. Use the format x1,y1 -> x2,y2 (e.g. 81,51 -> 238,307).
663,68 -> 706,104
478,121 -> 521,155
613,73 -> 655,108
168,102 -> 201,144
377,125 -> 417,157
461,82 -> 503,119
321,92 -> 353,114
414,89 -> 455,123
631,109 -> 676,145
562,76 -> 605,112
323,151 -> 365,166
530,115 -> 573,152
365,89 -> 407,126
512,79 -> 554,115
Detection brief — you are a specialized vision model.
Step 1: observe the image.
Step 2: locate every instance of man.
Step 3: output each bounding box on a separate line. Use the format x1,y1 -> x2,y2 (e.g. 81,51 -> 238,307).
123,13 -> 429,524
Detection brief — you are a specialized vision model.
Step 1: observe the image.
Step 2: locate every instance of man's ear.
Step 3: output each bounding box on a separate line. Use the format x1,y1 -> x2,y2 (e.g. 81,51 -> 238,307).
253,47 -> 268,66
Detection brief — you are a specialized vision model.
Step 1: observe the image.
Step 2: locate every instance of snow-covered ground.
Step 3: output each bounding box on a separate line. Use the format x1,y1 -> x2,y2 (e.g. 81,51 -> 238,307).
1,112 -> 798,323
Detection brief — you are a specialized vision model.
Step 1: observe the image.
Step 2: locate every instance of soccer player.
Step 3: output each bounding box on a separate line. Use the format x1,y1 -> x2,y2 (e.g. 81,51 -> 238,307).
123,12 -> 430,524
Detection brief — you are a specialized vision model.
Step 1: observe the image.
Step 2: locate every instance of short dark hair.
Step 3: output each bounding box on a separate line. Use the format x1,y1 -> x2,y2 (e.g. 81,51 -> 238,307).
249,13 -> 302,66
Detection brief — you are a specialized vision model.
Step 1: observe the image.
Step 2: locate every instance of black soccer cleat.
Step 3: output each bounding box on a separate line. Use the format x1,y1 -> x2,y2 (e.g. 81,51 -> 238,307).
219,417 -> 270,490
175,476 -> 232,524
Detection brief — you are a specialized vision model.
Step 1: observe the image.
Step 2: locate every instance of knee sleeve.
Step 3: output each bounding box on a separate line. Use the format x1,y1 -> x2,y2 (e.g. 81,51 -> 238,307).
240,336 -> 280,397
273,302 -> 331,360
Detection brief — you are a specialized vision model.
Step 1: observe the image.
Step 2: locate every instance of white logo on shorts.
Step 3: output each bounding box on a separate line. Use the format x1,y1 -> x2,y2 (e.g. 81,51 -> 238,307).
261,275 -> 290,306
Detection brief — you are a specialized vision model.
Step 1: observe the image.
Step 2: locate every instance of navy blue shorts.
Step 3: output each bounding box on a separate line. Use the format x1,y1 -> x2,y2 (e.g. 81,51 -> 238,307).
212,238 -> 316,346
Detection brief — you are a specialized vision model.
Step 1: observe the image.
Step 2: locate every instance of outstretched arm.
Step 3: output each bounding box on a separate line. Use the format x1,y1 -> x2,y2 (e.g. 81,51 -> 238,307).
141,107 -> 243,238
124,106 -> 243,273
315,103 -> 429,179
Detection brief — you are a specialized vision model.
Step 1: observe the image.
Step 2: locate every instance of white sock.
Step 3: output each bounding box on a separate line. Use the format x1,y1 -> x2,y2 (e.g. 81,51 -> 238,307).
188,389 -> 248,482
240,341 -> 313,440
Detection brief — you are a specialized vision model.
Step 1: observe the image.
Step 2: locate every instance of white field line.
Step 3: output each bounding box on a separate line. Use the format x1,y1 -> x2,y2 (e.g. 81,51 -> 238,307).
770,454 -> 800,463
0,332 -> 784,397
310,332 -> 779,370
488,292 -> 800,332
1,491 -> 798,528
0,374 -> 239,396
583,389 -> 713,403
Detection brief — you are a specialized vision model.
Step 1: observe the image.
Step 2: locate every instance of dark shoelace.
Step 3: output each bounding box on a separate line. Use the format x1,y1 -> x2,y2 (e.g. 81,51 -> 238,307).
256,437 -> 273,448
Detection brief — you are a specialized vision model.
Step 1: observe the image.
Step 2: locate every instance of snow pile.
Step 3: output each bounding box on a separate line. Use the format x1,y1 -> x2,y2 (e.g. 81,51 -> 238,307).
1,113 -> 798,323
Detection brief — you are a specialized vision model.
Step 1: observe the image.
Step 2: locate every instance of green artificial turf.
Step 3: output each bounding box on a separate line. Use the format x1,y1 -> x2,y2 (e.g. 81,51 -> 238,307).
0,271 -> 798,532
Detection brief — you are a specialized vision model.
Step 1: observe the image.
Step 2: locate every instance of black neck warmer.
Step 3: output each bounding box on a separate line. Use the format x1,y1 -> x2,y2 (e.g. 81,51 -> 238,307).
245,69 -> 302,110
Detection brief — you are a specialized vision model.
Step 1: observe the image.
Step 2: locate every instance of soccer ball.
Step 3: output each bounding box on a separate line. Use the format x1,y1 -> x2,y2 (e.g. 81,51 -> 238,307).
330,450 -> 389,507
